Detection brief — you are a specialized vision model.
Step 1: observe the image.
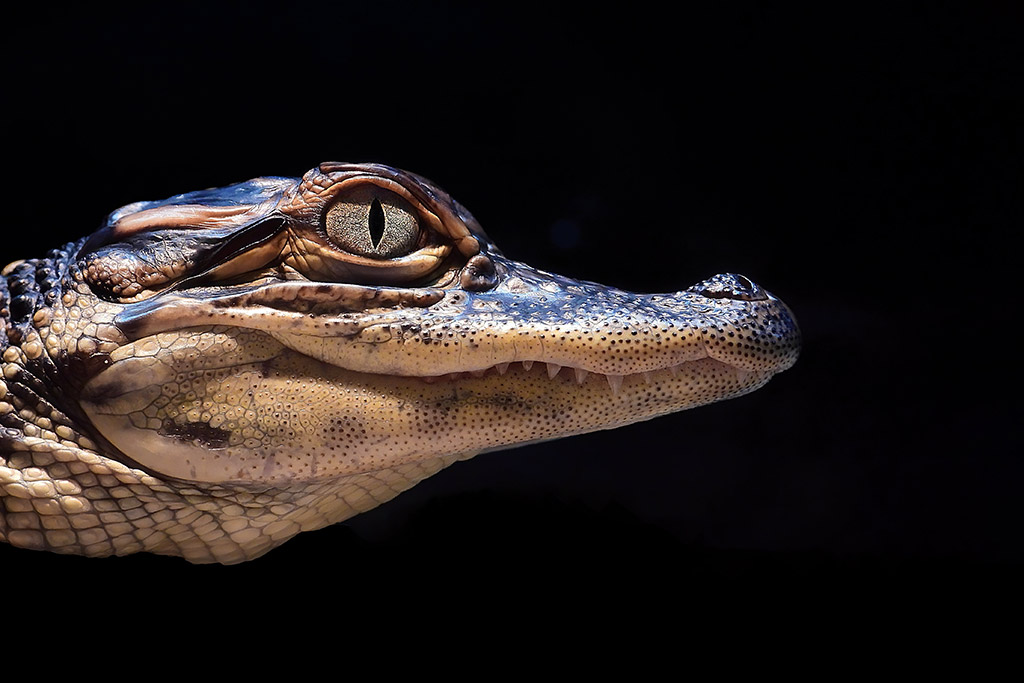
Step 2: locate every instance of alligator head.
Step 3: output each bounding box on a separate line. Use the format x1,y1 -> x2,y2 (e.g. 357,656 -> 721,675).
0,162 -> 799,563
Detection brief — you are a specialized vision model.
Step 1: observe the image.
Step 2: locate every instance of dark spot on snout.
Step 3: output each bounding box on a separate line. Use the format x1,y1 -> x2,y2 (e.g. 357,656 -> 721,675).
159,419 -> 231,449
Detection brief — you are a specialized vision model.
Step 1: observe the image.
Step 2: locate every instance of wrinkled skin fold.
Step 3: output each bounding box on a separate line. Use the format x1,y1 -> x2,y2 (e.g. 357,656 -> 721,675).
0,162 -> 800,563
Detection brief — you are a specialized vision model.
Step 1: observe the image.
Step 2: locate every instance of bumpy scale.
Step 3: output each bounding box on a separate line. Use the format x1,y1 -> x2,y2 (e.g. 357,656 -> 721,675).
0,162 -> 800,563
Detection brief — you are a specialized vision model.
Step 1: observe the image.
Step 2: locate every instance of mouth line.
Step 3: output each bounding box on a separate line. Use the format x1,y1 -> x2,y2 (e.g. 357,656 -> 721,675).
413,357 -> 752,395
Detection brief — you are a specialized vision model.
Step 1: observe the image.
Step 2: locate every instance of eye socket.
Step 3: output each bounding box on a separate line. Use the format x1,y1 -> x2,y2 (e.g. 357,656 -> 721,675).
324,186 -> 420,259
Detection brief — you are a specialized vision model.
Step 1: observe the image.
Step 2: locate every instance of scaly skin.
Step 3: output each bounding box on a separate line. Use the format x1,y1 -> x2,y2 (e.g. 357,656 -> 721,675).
0,162 -> 800,563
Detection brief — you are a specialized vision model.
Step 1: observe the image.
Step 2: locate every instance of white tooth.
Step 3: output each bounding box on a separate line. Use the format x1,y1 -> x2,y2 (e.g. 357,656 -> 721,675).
546,363 -> 561,379
642,372 -> 652,385
736,369 -> 751,384
668,364 -> 680,377
574,368 -> 589,385
470,369 -> 487,378
522,360 -> 534,371
606,374 -> 623,395
495,362 -> 510,375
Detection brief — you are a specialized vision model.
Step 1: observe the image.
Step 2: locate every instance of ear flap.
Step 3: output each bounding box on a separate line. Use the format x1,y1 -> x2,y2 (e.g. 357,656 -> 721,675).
79,177 -> 296,302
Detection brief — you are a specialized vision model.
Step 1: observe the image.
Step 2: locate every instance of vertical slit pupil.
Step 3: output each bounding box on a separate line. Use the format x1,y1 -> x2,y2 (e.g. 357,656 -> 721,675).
368,198 -> 386,248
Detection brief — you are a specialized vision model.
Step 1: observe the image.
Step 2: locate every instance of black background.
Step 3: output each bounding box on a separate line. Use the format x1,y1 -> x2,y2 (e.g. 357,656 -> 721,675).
2,2 -> 1020,622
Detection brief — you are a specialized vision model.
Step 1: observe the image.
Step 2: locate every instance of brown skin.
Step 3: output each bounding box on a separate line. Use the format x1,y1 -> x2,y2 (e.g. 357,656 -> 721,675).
0,163 -> 799,563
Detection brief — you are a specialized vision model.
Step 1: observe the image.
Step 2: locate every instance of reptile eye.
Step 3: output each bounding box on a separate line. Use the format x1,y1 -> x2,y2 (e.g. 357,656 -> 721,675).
324,186 -> 419,259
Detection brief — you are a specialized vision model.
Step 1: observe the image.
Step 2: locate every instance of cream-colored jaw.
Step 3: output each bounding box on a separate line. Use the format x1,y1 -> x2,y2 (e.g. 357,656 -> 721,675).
81,325 -> 769,486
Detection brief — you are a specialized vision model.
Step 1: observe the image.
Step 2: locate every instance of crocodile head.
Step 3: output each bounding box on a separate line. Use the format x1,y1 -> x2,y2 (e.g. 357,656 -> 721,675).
0,162 -> 799,563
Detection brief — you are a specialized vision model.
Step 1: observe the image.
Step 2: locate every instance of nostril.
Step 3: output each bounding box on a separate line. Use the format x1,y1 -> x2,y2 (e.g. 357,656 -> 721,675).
688,273 -> 767,301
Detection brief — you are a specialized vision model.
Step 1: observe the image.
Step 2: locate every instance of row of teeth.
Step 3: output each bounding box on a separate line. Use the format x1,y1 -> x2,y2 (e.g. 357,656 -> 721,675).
418,360 -> 686,395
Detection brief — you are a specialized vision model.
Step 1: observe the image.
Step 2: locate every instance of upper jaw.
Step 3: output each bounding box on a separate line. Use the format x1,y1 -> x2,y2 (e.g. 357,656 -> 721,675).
108,252 -> 799,388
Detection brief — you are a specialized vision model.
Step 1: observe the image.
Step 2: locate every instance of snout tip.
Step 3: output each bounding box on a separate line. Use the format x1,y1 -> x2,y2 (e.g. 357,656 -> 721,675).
688,273 -> 767,302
